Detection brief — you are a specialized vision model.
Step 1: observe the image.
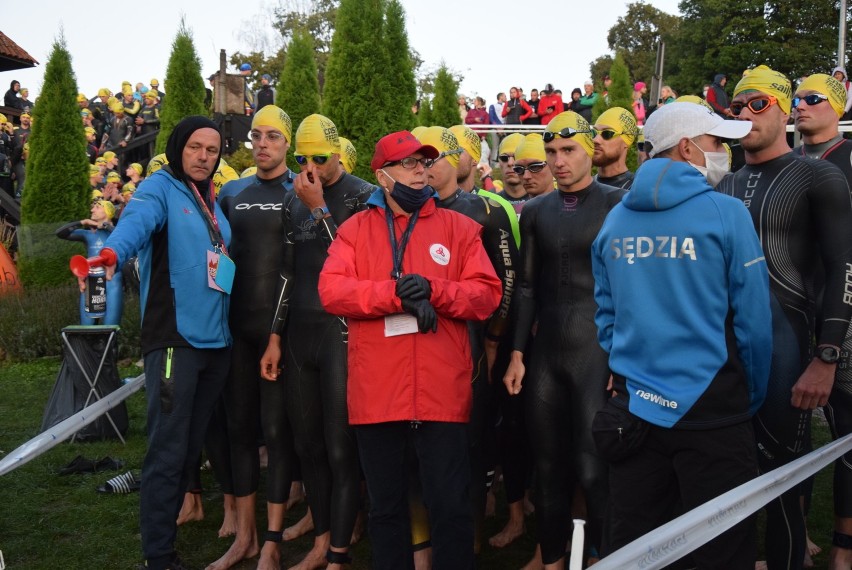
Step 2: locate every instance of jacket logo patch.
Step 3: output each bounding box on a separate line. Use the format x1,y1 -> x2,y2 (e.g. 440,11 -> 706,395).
183,207 -> 193,215
429,244 -> 450,265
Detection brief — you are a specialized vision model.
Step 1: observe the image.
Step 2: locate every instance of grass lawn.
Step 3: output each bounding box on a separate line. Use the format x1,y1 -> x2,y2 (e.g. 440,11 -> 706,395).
0,357 -> 839,569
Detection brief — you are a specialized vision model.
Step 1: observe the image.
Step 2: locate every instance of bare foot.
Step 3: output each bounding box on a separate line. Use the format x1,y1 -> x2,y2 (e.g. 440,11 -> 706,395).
286,542 -> 328,570
218,495 -> 238,538
755,562 -> 768,570
489,519 -> 525,548
284,509 -> 314,541
808,536 -> 822,556
257,540 -> 281,570
350,510 -> 365,545
177,492 -> 204,525
287,482 -> 305,510
205,534 -> 260,570
520,544 -> 543,570
524,495 -> 535,516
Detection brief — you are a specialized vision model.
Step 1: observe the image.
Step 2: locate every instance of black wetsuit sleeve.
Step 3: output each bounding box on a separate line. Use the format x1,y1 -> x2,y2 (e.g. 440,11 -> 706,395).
316,215 -> 338,249
477,195 -> 520,340
810,162 -> 852,346
55,221 -> 86,242
511,199 -> 540,352
270,192 -> 297,335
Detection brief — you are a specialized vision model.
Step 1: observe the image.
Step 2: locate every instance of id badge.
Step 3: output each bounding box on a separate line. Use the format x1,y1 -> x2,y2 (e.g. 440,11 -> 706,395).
384,313 -> 418,337
207,250 -> 235,294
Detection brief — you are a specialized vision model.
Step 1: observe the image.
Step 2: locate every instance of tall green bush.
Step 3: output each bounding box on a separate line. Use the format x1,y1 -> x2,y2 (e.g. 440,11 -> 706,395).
18,36 -> 90,288
323,0 -> 394,180
418,97 -> 433,127
430,65 -> 459,128
156,18 -> 208,154
383,0 -> 417,132
277,29 -> 322,139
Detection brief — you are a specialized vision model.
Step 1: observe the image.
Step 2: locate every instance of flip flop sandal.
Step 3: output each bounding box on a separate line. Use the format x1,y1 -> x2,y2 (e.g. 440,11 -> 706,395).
59,455 -> 96,475
97,471 -> 140,494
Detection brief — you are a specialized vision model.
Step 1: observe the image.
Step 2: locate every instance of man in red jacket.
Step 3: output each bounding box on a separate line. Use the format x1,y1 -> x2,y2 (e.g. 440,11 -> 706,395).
318,131 -> 502,570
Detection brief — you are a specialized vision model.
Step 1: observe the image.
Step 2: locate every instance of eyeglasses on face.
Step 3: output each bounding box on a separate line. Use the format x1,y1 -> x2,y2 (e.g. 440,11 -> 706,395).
249,130 -> 286,143
792,93 -> 829,108
729,95 -> 777,116
542,127 -> 596,143
294,153 -> 332,166
512,161 -> 548,175
497,154 -> 514,163
383,156 -> 433,169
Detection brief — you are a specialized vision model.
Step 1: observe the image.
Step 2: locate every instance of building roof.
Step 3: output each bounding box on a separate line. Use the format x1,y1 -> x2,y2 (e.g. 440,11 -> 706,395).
0,31 -> 38,72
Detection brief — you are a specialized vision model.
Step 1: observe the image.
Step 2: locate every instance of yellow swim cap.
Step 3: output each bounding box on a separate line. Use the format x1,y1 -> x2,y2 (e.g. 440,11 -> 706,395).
545,111 -> 595,157
338,136 -> 357,174
103,151 -> 116,161
122,182 -> 136,194
91,188 -> 102,198
514,134 -> 546,162
595,107 -> 638,146
98,88 -> 110,97
411,125 -> 427,139
676,95 -> 714,112
95,156 -> 107,165
89,167 -> 100,177
97,200 -> 116,219
109,102 -> 124,113
416,126 -> 461,168
797,74 -> 846,117
147,153 -> 168,176
129,163 -> 144,176
77,93 -> 87,103
240,166 -> 258,178
498,133 -> 525,156
733,65 -> 792,114
449,125 -> 482,163
106,172 -> 121,182
84,127 -> 96,136
295,114 -> 340,156
251,105 -> 293,143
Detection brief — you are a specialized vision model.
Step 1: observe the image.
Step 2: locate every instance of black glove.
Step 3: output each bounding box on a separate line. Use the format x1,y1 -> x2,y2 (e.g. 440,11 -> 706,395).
396,273 -> 431,302
401,297 -> 438,334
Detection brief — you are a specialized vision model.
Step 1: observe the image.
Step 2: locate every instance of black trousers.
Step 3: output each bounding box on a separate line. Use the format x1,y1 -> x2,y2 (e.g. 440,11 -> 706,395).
603,420 -> 759,569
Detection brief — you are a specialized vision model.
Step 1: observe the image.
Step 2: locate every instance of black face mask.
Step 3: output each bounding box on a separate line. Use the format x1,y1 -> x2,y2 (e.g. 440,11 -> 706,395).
382,171 -> 433,213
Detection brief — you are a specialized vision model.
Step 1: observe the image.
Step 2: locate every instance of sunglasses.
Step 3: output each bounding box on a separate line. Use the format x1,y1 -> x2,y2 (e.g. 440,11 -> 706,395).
294,153 -> 331,166
433,149 -> 463,164
512,161 -> 548,175
792,94 -> 829,108
596,129 -> 623,141
498,154 -> 514,163
729,95 -> 777,116
383,156 -> 433,169
542,127 -> 596,143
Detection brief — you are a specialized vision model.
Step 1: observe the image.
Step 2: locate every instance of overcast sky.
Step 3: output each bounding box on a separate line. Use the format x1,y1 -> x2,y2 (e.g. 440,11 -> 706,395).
4,0 -> 682,104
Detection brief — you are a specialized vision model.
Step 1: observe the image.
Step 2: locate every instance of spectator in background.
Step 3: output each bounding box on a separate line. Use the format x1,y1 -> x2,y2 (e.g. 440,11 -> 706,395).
576,80 -> 599,122
632,82 -> 649,126
489,92 -> 506,125
537,83 -> 563,125
256,74 -> 276,112
831,67 -> 852,119
524,88 -> 541,125
4,80 -> 22,111
240,63 -> 255,114
458,94 -> 471,121
568,88 -> 583,114
150,78 -> 166,103
18,87 -> 32,112
464,96 -> 490,133
502,87 -> 532,125
706,73 -> 731,117
659,85 -> 677,105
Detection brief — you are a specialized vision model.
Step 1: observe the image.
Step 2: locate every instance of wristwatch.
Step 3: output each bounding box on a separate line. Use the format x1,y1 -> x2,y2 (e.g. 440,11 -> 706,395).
311,206 -> 330,222
816,344 -> 841,364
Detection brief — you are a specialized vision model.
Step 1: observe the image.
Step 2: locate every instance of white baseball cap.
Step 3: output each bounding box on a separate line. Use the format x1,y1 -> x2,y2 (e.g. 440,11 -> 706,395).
644,102 -> 752,157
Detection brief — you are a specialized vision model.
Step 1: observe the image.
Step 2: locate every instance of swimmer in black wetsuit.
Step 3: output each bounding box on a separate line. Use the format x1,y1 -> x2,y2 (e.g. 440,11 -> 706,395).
495,133 -> 531,217
209,105 -> 296,570
717,66 -> 852,570
417,126 -> 520,555
260,114 -> 374,570
504,111 -> 624,569
792,73 -> 852,569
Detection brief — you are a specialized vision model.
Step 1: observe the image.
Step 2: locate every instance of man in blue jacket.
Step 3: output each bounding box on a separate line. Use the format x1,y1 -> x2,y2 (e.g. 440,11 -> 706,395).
591,102 -> 771,568
100,116 -> 232,570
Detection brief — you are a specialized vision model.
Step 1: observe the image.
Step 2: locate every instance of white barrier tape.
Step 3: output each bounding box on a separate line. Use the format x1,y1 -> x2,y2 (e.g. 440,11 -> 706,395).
0,374 -> 145,477
591,432 -> 852,569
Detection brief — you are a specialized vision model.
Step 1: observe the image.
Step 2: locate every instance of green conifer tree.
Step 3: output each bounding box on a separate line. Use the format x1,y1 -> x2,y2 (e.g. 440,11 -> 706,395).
430,65 -> 459,128
277,29 -> 321,135
18,35 -> 90,287
418,97 -> 433,127
323,0 -> 393,180
383,0 -> 417,132
156,18 -> 208,154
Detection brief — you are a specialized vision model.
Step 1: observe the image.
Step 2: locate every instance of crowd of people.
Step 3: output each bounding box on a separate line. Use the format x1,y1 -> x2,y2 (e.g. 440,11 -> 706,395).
12,57 -> 850,570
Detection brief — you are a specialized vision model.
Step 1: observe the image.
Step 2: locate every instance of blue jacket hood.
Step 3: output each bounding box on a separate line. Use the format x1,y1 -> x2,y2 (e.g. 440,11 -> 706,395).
622,158 -> 713,212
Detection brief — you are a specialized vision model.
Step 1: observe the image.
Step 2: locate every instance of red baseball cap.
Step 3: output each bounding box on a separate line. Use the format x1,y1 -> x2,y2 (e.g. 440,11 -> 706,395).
371,131 -> 439,171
